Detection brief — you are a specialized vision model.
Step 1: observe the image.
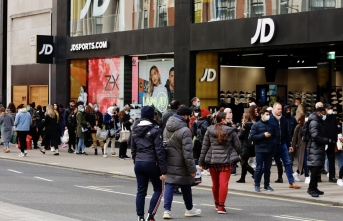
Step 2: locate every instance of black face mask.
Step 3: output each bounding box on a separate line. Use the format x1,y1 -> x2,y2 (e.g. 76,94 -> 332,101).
286,112 -> 291,117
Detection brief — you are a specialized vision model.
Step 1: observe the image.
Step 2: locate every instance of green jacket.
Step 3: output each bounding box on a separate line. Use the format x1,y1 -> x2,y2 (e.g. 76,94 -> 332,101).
76,112 -> 88,138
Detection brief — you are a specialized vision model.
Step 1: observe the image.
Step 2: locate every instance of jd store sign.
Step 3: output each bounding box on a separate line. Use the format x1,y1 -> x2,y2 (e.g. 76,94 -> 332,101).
36,35 -> 54,64
80,0 -> 110,19
200,68 -> 217,82
251,18 -> 275,44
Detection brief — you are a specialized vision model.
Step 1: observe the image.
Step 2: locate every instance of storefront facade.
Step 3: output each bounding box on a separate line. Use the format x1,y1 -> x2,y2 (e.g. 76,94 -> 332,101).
51,0 -> 343,115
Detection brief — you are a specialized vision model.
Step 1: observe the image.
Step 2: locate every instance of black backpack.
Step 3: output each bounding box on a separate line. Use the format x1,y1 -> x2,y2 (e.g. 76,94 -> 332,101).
196,121 -> 205,143
301,120 -> 310,142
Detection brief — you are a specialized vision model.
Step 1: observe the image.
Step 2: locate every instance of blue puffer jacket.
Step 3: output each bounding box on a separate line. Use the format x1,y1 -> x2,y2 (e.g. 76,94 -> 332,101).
130,119 -> 167,175
269,114 -> 291,147
250,119 -> 277,153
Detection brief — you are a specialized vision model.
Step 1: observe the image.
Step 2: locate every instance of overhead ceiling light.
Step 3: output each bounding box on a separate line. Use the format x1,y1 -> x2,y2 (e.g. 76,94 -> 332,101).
302,60 -> 305,63
241,53 -> 263,56
288,66 -> 317,69
268,55 -> 288,57
221,65 -> 264,69
297,60 -> 300,63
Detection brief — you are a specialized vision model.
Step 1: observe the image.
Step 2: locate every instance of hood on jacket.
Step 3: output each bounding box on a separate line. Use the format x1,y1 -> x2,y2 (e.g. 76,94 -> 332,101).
308,112 -> 322,122
283,105 -> 291,116
132,120 -> 155,138
18,108 -> 27,113
206,124 -> 235,138
166,115 -> 187,132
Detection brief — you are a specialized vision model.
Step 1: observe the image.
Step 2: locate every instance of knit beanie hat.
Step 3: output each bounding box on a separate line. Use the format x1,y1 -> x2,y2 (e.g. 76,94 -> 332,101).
141,106 -> 155,120
177,106 -> 192,116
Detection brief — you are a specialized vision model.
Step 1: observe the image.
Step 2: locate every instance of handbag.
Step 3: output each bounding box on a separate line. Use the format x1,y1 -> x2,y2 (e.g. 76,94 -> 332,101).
11,132 -> 17,144
61,130 -> 69,143
109,128 -> 116,137
119,124 -> 130,143
337,134 -> 343,151
96,127 -> 108,140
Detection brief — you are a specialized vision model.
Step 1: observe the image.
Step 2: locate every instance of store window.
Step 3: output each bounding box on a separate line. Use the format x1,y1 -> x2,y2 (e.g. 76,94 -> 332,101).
249,0 -> 264,17
157,0 -> 168,27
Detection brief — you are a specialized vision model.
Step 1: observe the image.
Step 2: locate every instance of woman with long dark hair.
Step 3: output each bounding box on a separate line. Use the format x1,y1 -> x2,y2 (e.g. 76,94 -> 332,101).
67,107 -> 77,153
236,113 -> 255,183
6,102 -> 16,120
118,105 -> 132,160
199,112 -> 241,214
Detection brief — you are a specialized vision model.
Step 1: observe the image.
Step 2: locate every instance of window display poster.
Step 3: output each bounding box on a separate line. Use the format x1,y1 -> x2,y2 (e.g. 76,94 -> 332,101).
88,57 -> 121,113
70,60 -> 87,102
138,60 -> 174,113
132,56 -> 139,104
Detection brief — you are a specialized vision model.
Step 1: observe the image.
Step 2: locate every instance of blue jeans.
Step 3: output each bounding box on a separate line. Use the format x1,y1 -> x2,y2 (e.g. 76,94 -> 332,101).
134,161 -> 163,217
77,137 -> 85,153
336,151 -> 343,171
4,141 -> 9,146
164,183 -> 193,211
254,152 -> 273,188
274,143 -> 294,184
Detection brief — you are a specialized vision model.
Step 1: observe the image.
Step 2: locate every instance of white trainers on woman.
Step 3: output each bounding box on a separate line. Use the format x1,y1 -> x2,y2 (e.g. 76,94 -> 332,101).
184,207 -> 201,217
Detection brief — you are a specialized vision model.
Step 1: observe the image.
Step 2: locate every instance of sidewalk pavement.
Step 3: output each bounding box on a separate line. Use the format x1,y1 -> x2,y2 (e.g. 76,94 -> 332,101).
0,201 -> 80,221
1,144 -> 343,206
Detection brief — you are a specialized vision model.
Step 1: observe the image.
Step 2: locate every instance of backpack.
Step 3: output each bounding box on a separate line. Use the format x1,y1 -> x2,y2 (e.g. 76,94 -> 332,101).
196,121 -> 205,143
301,120 -> 310,142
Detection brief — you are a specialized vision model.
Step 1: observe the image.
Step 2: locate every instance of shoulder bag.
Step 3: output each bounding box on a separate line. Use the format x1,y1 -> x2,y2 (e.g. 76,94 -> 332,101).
119,124 -> 130,142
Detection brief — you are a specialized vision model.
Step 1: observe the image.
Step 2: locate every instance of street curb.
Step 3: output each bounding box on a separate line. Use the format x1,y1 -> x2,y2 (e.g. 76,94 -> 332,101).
1,157 -> 342,207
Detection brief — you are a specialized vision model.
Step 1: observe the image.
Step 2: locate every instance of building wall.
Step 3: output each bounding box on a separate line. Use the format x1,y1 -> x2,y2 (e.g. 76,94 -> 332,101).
7,0 -> 52,104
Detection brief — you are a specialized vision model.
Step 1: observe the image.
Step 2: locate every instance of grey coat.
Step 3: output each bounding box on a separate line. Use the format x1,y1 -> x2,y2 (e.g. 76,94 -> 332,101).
0,114 -> 14,143
163,115 -> 197,186
199,125 -> 241,167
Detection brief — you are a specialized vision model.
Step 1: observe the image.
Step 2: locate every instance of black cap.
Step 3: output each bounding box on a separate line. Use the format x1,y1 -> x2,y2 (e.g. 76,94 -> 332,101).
177,106 -> 192,116
323,103 -> 333,109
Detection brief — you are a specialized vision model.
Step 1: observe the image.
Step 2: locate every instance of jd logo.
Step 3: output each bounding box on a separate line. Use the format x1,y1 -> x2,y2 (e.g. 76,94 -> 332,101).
251,18 -> 275,44
80,0 -> 111,19
200,68 -> 216,82
38,44 -> 53,55
104,75 -> 119,91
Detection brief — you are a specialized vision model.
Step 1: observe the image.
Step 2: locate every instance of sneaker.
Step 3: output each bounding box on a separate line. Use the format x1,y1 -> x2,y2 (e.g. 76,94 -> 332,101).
124,155 -> 130,159
289,183 -> 301,189
327,172 -> 329,178
146,214 -> 155,221
119,157 -> 125,160
264,186 -> 274,191
305,177 -> 310,184
138,216 -> 145,221
337,179 -> 343,186
82,152 -> 88,156
201,170 -> 210,176
103,154 -> 108,158
24,150 -> 27,156
18,152 -> 25,157
51,147 -> 55,152
61,143 -> 67,148
275,178 -> 283,183
254,186 -> 260,192
217,205 -> 227,214
163,210 -> 172,219
332,101 -> 338,104
111,152 -> 116,157
184,207 -> 201,217
293,172 -> 301,182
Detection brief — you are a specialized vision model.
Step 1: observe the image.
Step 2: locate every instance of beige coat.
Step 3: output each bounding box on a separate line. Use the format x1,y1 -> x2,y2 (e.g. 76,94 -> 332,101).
295,104 -> 304,121
292,124 -> 306,174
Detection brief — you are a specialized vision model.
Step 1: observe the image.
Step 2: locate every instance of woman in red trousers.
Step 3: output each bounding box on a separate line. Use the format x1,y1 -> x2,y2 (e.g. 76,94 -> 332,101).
199,112 -> 241,214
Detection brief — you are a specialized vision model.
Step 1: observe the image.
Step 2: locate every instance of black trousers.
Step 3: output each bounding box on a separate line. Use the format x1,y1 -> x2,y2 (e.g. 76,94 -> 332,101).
308,166 -> 321,190
326,144 -> 336,179
17,131 -> 28,153
276,159 -> 283,178
119,141 -> 128,157
68,127 -> 76,149
29,126 -> 39,147
240,156 -> 255,180
193,140 -> 202,165
339,165 -> 343,179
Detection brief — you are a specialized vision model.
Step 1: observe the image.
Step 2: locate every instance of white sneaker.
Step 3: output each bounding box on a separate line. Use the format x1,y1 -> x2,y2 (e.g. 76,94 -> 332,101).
18,152 -> 25,157
184,207 -> 201,217
24,150 -> 27,156
293,172 -> 301,182
250,163 -> 256,168
201,170 -> 210,176
337,179 -> 343,186
103,154 -> 108,158
51,147 -> 55,152
327,172 -> 329,178
163,210 -> 172,219
305,177 -> 310,184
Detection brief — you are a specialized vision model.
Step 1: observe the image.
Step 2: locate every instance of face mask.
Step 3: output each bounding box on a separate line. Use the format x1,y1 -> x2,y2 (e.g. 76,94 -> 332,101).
194,113 -> 199,117
125,111 -> 129,115
305,117 -> 308,122
80,108 -> 84,112
94,108 -> 99,112
27,107 -> 30,111
286,112 -> 291,116
327,110 -> 333,115
322,115 -> 326,121
295,103 -> 298,106
264,115 -> 270,121
196,103 -> 200,108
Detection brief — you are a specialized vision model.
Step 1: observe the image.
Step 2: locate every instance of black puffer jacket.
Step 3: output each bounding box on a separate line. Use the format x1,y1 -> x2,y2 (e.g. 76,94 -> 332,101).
199,125 -> 241,166
131,119 -> 167,175
307,113 -> 330,167
163,115 -> 197,185
238,121 -> 255,158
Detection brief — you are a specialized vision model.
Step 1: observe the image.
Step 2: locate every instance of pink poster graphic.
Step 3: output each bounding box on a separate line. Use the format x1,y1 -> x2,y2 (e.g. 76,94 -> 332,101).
88,58 -> 120,113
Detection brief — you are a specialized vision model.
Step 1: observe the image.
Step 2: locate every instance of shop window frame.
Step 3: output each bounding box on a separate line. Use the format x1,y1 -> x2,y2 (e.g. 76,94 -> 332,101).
157,0 -> 168,27
309,0 -> 336,10
248,0 -> 265,17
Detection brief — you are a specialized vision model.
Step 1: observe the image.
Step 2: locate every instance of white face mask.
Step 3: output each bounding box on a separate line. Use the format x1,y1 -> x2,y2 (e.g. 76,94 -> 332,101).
327,109 -> 333,115
305,117 -> 308,122
194,113 -> 199,117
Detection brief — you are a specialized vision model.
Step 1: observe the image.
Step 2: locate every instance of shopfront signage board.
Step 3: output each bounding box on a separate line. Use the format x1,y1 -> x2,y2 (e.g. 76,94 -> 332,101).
36,35 -> 54,64
251,18 -> 275,44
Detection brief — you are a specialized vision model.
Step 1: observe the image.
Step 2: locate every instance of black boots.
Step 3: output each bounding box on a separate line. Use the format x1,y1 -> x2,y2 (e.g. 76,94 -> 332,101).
94,149 -> 98,155
275,177 -> 283,183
